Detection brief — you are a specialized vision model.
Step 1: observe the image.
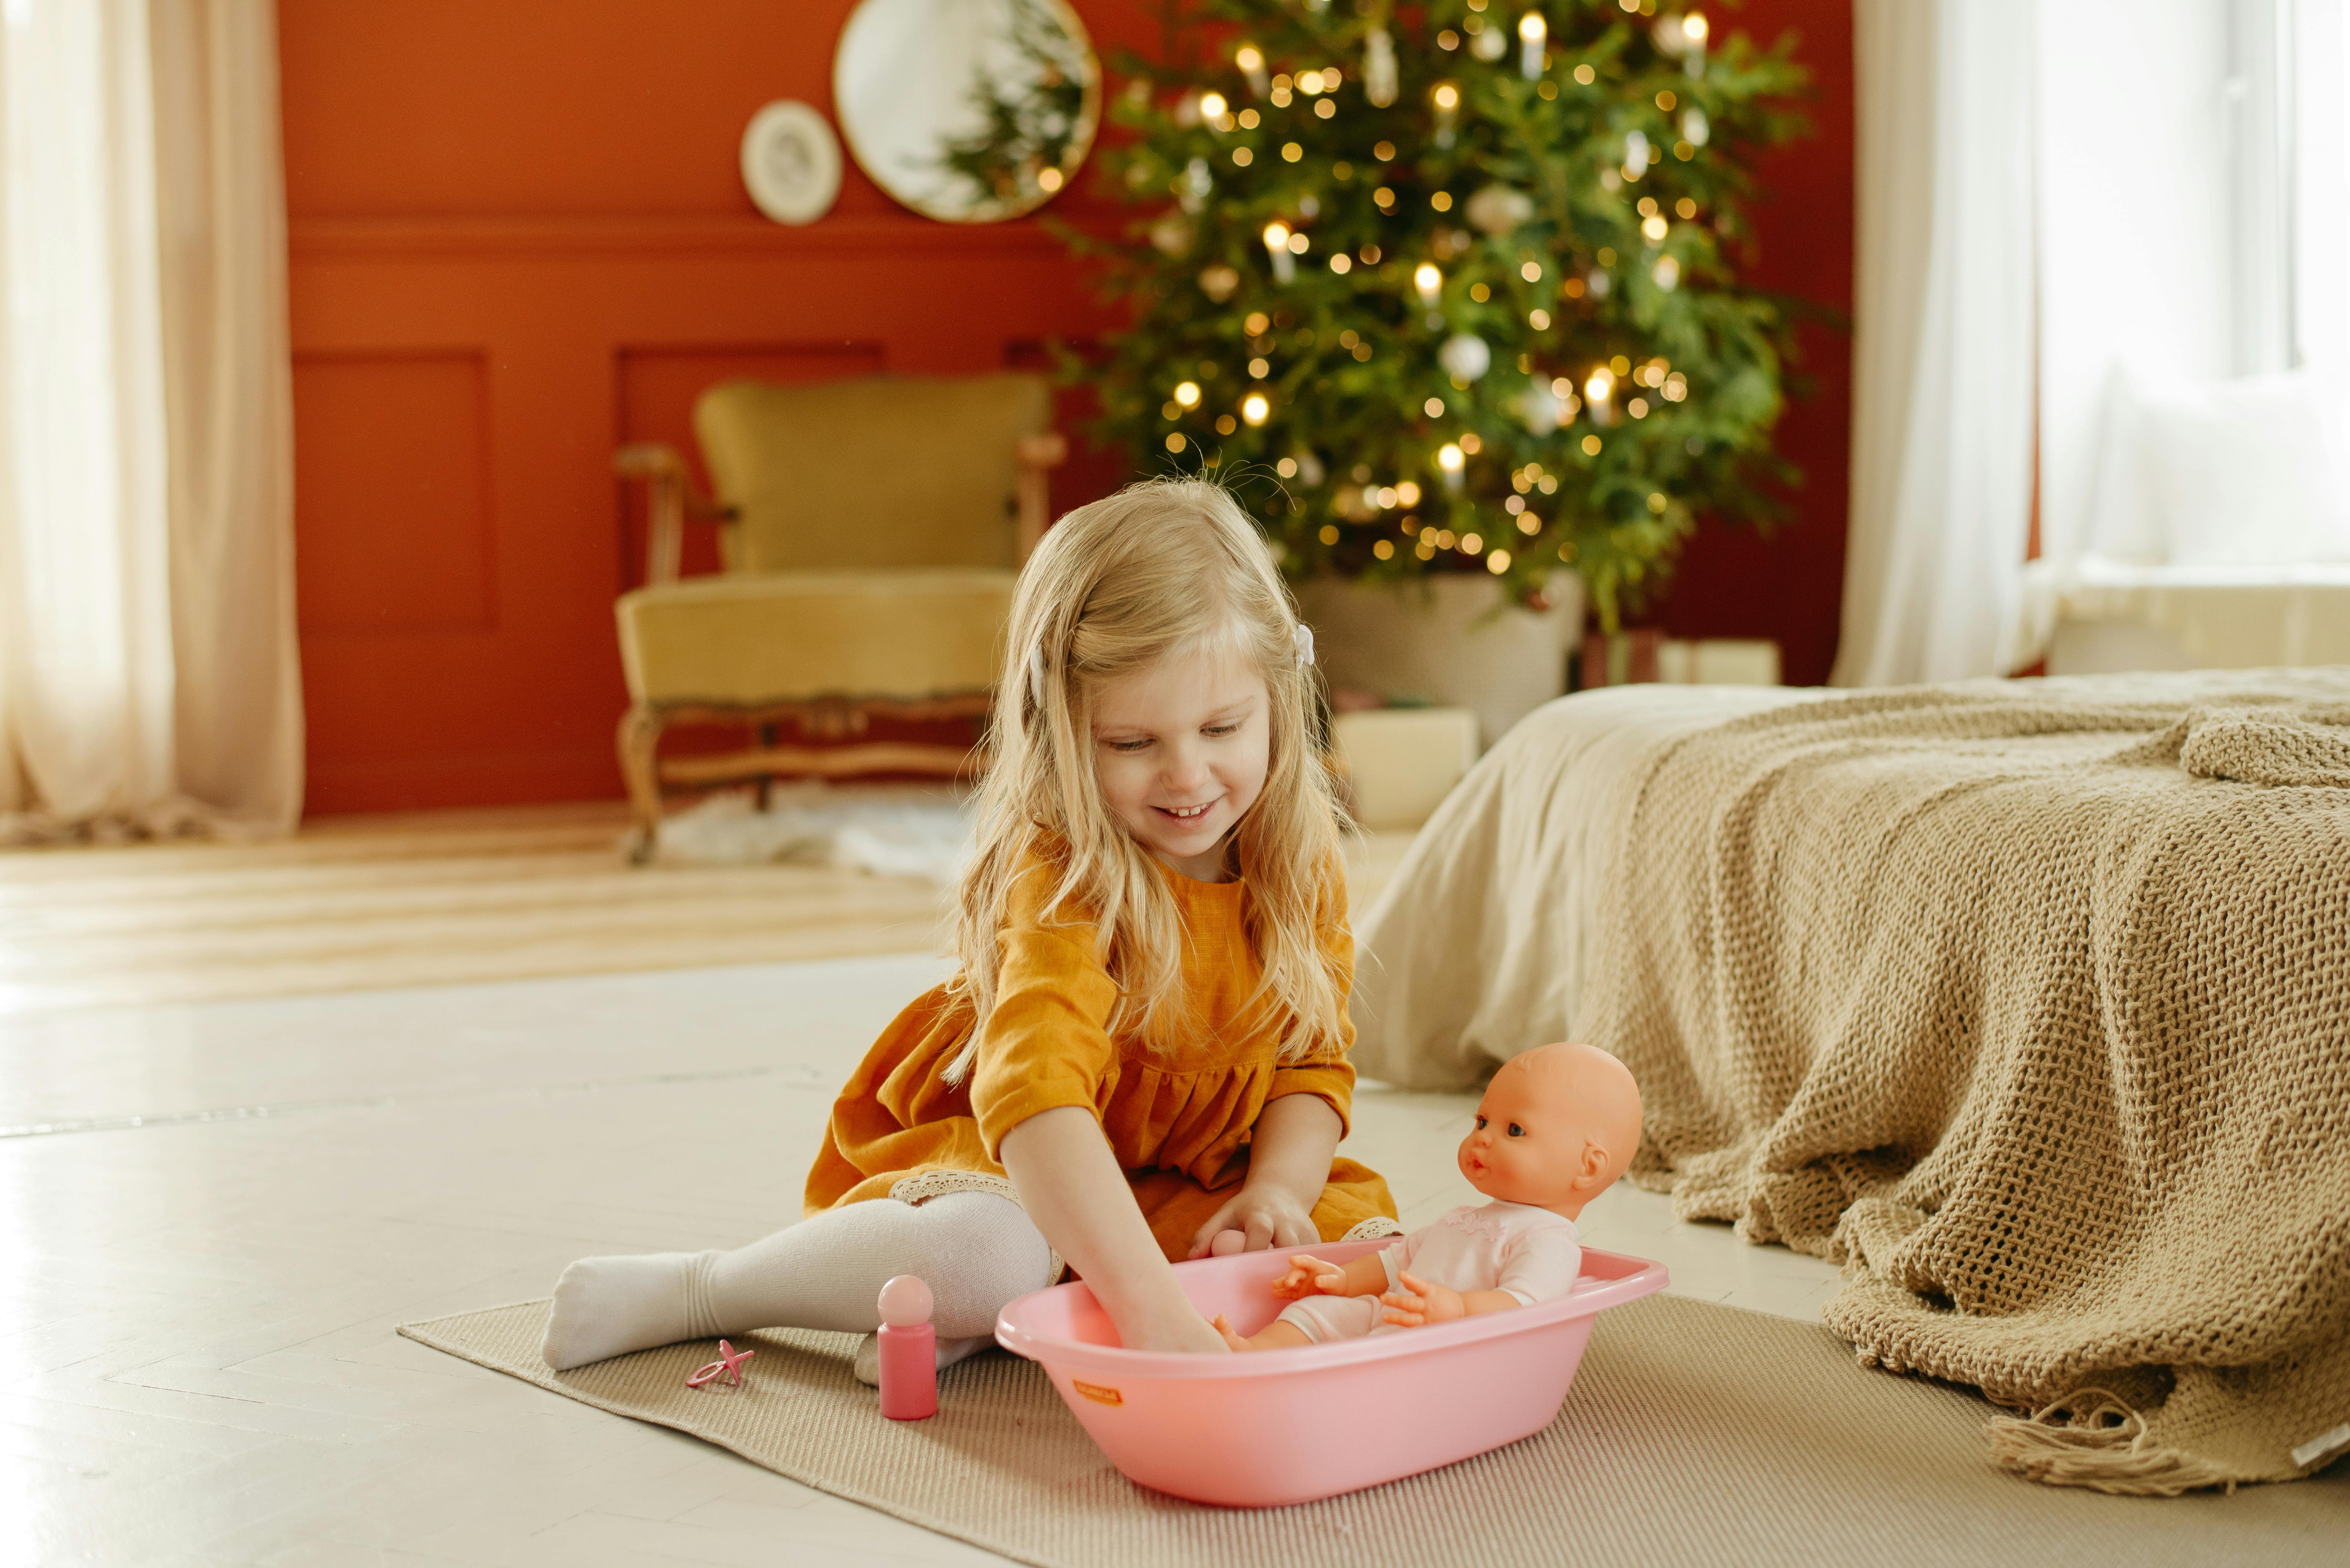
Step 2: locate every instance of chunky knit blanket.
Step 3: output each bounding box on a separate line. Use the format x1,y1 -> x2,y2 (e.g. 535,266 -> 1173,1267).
1351,670 -> 2350,1493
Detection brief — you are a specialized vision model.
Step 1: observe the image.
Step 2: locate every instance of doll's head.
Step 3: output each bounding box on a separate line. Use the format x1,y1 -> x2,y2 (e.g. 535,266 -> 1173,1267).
1458,1044 -> 1643,1219
944,479 -> 1346,1078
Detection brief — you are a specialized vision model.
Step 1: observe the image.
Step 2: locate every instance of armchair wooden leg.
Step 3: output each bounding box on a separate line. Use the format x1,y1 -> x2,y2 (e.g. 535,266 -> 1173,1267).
617,703 -> 666,864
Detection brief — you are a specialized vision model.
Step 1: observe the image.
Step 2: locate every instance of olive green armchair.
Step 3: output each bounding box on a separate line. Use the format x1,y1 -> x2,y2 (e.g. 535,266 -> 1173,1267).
612,372 -> 1064,859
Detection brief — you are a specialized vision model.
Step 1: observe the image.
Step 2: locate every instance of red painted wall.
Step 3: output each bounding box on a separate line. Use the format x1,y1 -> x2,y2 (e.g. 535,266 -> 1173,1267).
281,0 -> 1852,814
1649,0 -> 1854,688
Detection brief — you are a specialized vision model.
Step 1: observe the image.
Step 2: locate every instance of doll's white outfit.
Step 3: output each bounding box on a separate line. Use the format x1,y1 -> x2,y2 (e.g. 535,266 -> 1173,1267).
1275,1200 -> 1583,1344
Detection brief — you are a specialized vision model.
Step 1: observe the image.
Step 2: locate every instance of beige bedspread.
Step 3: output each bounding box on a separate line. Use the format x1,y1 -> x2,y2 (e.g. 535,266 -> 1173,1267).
1351,670 -> 2350,1492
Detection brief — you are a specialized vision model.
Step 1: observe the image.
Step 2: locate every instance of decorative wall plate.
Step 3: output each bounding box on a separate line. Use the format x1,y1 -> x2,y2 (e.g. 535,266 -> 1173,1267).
832,0 -> 1099,223
739,100 -> 844,225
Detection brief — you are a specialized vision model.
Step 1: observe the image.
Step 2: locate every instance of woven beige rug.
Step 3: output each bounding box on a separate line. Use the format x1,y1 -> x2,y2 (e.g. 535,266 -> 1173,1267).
399,1294 -> 2343,1566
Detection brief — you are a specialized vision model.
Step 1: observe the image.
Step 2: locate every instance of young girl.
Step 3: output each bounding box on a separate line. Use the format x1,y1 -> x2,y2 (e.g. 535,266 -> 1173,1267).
542,478 -> 1400,1373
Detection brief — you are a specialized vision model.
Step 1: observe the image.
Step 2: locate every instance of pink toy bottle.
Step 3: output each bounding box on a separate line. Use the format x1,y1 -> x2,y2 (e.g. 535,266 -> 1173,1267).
876,1275 -> 937,1421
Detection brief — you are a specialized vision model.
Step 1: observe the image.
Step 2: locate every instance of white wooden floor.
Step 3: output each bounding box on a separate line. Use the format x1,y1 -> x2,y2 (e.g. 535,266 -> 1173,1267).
3,946 -> 1844,1565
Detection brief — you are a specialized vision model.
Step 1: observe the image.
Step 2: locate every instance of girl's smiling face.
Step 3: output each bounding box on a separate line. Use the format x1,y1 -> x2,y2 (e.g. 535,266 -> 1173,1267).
1089,640 -> 1271,882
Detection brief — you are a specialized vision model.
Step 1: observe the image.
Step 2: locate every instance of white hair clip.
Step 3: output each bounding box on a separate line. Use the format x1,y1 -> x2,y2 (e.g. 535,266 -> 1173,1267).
1293,622 -> 1315,670
1028,642 -> 1049,710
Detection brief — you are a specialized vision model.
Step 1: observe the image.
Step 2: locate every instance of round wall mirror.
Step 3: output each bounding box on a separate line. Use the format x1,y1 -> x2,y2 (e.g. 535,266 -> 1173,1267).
833,0 -> 1100,223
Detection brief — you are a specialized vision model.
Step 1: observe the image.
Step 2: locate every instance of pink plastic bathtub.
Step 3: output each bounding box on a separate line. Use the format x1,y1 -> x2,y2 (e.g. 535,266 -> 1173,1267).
993,1240 -> 1669,1507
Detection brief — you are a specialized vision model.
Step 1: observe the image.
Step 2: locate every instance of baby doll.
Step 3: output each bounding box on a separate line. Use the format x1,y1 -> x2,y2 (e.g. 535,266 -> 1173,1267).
1212,1042 -> 1641,1349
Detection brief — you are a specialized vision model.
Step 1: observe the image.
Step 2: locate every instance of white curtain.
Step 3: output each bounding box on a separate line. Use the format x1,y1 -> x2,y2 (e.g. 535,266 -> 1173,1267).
2297,4 -> 2350,388
1832,0 -> 2038,688
2035,0 -> 2237,577
0,0 -> 299,840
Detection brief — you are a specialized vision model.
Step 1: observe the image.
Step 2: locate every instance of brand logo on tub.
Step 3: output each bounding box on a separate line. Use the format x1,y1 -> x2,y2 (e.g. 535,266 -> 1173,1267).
1071,1380 -> 1124,1406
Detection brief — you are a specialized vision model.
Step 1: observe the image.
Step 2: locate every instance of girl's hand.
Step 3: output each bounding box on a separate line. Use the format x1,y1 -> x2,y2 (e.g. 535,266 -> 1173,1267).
1268,1254 -> 1346,1299
1185,1187 -> 1322,1260
1125,1302 -> 1235,1355
1208,1313 -> 1254,1352
1378,1270 -> 1466,1328
1190,1093 -> 1342,1260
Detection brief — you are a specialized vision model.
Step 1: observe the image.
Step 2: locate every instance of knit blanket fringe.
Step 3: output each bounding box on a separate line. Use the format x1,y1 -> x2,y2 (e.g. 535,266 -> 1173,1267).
1984,1393 -> 2238,1496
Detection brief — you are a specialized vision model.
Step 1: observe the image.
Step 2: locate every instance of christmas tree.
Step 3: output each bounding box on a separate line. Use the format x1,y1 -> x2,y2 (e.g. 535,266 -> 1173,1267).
1067,0 -> 1809,624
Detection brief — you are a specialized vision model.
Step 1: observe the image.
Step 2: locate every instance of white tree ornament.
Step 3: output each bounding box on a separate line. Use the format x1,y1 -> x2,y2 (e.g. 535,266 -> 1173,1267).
1439,332 -> 1492,382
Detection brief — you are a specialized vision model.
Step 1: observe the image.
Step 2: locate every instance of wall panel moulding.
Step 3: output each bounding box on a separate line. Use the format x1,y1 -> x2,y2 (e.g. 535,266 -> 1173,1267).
287,215 -> 1072,261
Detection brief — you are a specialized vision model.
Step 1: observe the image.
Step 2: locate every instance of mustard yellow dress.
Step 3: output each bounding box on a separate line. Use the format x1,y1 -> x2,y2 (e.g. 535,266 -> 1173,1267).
804,846 -> 1400,1263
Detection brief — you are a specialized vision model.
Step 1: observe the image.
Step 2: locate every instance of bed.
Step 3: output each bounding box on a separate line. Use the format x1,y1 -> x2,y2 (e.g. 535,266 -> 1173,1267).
1349,669 -> 2350,1493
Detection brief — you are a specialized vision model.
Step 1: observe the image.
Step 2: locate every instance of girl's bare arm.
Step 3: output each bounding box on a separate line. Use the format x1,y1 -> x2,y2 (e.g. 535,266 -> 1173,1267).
1241,1092 -> 1343,1213
999,1105 -> 1229,1354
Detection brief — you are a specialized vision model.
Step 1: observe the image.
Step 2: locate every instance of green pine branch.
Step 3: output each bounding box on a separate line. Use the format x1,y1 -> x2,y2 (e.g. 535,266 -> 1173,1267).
1060,0 -> 1811,626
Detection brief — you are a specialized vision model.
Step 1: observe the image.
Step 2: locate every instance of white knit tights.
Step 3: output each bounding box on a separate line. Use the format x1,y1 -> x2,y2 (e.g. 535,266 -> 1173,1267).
540,1192 -> 1057,1373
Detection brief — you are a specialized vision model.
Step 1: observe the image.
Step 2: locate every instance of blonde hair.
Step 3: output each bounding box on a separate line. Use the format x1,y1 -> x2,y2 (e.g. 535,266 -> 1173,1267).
942,477 -> 1348,1082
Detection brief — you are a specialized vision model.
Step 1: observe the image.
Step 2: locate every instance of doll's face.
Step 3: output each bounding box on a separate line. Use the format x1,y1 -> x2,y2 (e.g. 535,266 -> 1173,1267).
1457,1045 -> 1641,1218
1459,1067 -> 1581,1209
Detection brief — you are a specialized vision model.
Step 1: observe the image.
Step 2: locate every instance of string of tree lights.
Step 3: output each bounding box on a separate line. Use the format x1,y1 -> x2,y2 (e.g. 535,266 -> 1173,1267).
1068,0 -> 1808,622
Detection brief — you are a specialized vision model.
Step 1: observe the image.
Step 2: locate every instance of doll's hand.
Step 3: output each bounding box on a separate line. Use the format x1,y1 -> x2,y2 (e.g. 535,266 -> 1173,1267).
1268,1254 -> 1347,1299
1379,1270 -> 1467,1328
1184,1187 -> 1322,1260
